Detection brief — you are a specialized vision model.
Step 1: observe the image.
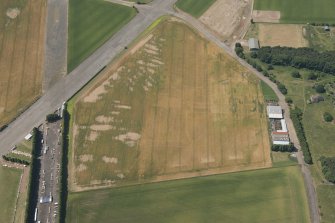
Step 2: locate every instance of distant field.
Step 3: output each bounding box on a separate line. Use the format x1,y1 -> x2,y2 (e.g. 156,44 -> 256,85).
70,19 -> 271,189
0,166 -> 22,223
67,166 -> 310,223
0,0 -> 46,127
176,0 -> 216,18
68,0 -> 136,72
254,0 -> 335,23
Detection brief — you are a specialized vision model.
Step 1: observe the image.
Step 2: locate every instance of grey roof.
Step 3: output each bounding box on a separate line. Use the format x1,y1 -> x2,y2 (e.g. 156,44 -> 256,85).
248,38 -> 260,49
267,106 -> 282,115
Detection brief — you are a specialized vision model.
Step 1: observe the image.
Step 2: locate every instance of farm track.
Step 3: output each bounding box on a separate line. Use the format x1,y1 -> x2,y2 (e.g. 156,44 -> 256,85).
0,0 -> 319,222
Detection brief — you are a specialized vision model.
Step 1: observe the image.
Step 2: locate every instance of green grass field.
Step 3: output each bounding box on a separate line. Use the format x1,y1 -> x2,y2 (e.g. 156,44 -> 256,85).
260,80 -> 278,101
254,0 -> 335,23
0,166 -> 22,223
68,0 -> 136,72
176,0 -> 216,18
67,166 -> 310,223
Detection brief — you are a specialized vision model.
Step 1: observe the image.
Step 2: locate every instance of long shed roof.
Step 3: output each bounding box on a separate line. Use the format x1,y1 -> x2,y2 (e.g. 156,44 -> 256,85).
248,38 -> 260,50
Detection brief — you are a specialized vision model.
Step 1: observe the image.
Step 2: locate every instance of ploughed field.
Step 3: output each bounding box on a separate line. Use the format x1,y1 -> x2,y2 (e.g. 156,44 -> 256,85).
70,20 -> 271,189
0,0 -> 46,127
66,166 -> 310,223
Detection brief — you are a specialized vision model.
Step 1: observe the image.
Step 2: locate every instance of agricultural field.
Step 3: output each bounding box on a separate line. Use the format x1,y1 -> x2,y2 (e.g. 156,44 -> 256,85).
253,0 -> 335,23
258,24 -> 308,48
175,0 -> 216,18
0,166 -> 22,223
199,0 -> 252,42
0,0 -> 46,127
69,19 -> 271,190
68,0 -> 137,71
245,24 -> 308,48
66,166 -> 310,223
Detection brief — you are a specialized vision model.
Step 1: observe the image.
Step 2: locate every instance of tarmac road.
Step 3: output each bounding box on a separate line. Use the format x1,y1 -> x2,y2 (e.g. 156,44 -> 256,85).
0,1 -> 319,222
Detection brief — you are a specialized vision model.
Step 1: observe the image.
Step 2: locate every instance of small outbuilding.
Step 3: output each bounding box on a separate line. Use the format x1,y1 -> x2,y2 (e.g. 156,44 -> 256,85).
248,38 -> 260,51
24,133 -> 32,141
324,25 -> 330,31
267,106 -> 283,119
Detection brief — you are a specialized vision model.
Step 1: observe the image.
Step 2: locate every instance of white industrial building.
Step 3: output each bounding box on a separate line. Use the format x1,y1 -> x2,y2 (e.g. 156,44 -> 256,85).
267,106 -> 283,119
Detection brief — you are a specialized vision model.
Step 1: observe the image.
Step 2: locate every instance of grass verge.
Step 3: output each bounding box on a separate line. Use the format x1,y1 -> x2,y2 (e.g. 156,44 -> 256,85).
0,166 -> 22,223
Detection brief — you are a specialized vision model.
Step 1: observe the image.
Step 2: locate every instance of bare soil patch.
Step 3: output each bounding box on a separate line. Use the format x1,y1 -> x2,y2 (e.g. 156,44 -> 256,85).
199,0 -> 252,41
258,24 -> 308,47
6,8 -> 20,19
252,10 -> 281,23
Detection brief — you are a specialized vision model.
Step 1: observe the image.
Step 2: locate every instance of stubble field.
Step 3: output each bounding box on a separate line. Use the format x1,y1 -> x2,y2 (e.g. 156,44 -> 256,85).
0,0 -> 46,127
70,19 -> 271,190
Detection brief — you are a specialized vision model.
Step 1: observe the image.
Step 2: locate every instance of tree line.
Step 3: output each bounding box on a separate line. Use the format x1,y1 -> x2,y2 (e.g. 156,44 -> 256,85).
256,46 -> 335,75
290,107 -> 313,164
271,143 -> 296,152
2,155 -> 29,165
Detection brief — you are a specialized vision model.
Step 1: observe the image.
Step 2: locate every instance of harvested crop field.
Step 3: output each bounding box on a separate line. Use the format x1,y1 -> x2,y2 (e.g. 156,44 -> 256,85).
200,0 -> 252,41
258,24 -> 308,48
0,0 -> 46,127
66,166 -> 310,223
70,19 -> 271,190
